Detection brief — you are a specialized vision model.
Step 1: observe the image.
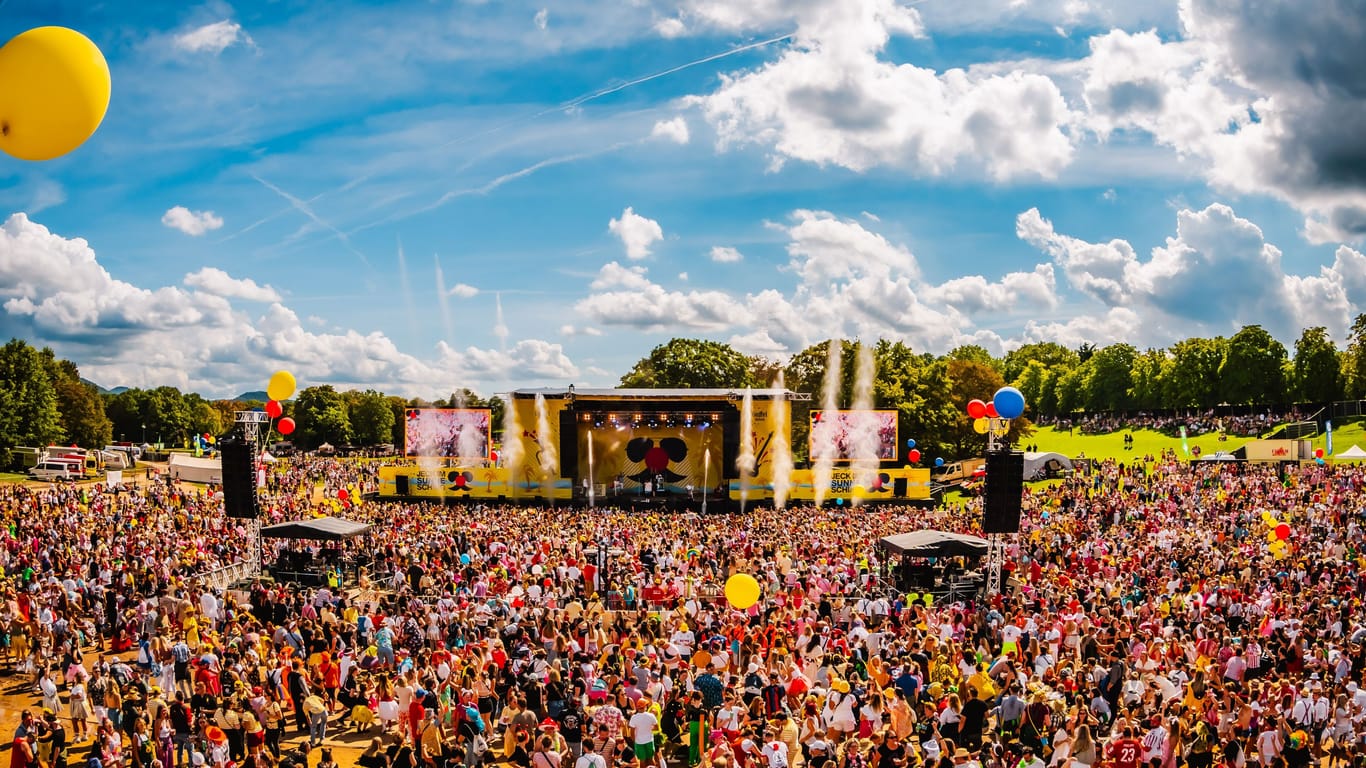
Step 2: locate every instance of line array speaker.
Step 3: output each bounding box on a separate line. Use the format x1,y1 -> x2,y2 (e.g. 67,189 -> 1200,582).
983,450 -> 1024,533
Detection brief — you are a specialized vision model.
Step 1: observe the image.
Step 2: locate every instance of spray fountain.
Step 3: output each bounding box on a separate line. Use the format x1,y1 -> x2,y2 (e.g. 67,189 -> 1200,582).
502,395 -> 524,492
772,372 -> 793,509
812,341 -> 843,507
736,388 -> 756,512
534,394 -> 557,499
849,343 -> 879,506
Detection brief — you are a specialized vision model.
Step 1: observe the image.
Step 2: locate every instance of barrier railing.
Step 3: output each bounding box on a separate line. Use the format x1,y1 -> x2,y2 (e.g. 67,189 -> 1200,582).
197,559 -> 261,591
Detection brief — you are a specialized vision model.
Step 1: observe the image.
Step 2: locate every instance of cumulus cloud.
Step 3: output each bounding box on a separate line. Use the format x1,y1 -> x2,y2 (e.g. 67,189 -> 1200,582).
448,283 -> 479,298
1018,203 -> 1366,343
172,20 -> 252,54
0,213 -> 576,396
709,246 -> 743,263
684,0 -> 1075,180
654,17 -> 687,38
184,267 -> 281,303
534,8 -> 548,30
650,117 -> 691,145
578,209 -> 1059,354
608,207 -> 664,260
161,206 -> 224,236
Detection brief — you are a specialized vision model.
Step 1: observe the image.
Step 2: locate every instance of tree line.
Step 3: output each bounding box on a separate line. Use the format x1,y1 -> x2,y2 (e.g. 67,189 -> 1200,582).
3,319 -> 1363,466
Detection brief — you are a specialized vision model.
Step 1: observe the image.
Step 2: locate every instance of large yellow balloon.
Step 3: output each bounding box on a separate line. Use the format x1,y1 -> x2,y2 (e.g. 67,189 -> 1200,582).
0,27 -> 111,161
266,370 -> 297,401
973,417 -> 989,434
724,573 -> 761,610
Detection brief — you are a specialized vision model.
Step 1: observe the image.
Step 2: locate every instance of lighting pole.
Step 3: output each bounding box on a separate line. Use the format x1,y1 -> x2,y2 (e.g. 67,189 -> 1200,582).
141,423 -> 146,444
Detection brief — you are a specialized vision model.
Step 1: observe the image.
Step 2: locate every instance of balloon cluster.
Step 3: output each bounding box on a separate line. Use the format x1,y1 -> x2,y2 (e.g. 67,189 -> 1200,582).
1260,511 -> 1291,559
263,370 -> 298,437
0,27 -> 111,161
1314,448 -> 1326,465
967,386 -> 1026,436
905,437 -> 947,467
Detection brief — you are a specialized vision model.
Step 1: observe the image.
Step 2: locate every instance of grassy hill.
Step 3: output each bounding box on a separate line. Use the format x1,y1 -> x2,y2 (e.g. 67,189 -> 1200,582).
1027,420 -> 1366,462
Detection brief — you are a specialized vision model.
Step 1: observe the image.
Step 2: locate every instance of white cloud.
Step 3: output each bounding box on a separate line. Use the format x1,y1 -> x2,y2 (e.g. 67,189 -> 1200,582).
678,272 -> 689,281
560,324 -> 603,337
448,283 -> 479,298
709,246 -> 744,263
161,206 -> 224,236
578,210 -> 1059,354
685,0 -> 1075,181
654,17 -> 687,38
0,213 -> 576,396
172,20 -> 252,55
184,267 -> 281,303
534,8 -> 548,30
650,117 -> 691,145
608,207 -> 664,260
1018,203 -> 1366,344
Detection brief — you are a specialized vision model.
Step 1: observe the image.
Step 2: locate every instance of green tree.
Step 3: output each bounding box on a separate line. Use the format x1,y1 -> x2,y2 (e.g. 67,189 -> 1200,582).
1347,314 -> 1366,399
1219,325 -> 1288,405
1003,342 -> 1080,382
1165,337 -> 1227,408
348,389 -> 396,445
293,385 -> 352,449
144,386 -> 193,446
1014,361 -> 1051,416
0,339 -> 63,463
387,396 -> 409,447
1082,343 -> 1138,411
40,351 -> 113,449
620,339 -> 754,389
946,344 -> 1004,375
184,394 -> 224,441
1054,365 -> 1087,414
105,389 -> 150,443
1292,326 -> 1342,403
1128,348 -> 1170,410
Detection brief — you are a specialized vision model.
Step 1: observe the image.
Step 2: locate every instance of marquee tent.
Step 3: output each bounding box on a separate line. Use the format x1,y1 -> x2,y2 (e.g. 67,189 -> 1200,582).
878,530 -> 989,558
260,516 -> 371,541
1335,445 -> 1366,460
167,454 -> 221,484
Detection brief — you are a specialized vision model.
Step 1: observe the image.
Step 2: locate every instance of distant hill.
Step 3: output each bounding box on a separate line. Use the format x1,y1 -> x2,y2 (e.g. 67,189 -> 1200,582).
81,377 -> 129,395
235,391 -> 269,402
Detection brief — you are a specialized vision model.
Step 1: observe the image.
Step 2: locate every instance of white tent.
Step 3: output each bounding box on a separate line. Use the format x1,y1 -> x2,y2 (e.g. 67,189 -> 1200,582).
1335,444 -> 1366,460
168,454 -> 222,484
1022,451 -> 1074,478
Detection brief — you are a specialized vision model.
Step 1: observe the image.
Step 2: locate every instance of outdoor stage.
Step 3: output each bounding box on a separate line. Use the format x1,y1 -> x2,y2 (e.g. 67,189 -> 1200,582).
376,387 -> 935,509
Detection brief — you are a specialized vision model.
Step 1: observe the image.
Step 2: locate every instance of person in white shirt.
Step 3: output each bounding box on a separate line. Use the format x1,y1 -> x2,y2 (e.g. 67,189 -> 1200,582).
761,735 -> 789,768
574,740 -> 607,768
627,700 -> 662,768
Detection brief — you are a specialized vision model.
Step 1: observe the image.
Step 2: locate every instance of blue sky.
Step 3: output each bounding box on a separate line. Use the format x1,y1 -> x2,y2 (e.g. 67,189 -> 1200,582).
1,0 -> 1364,397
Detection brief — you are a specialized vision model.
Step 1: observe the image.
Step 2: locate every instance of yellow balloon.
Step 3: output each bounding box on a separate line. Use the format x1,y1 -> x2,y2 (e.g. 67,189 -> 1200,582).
0,27 -> 111,161
724,573 -> 761,610
266,370 -> 296,401
973,417 -> 989,434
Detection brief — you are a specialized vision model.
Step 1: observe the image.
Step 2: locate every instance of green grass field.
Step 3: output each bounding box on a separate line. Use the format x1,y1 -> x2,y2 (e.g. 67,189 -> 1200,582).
1026,419 -> 1366,462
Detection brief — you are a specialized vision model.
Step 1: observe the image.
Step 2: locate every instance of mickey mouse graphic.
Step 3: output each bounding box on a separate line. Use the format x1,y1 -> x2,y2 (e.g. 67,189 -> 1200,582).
446,469 -> 475,493
625,437 -> 688,484
868,472 -> 892,493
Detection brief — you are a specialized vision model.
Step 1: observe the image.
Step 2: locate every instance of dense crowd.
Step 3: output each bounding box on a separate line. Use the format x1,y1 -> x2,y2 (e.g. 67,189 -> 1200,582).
3,452 -> 1366,768
1038,411 -> 1307,439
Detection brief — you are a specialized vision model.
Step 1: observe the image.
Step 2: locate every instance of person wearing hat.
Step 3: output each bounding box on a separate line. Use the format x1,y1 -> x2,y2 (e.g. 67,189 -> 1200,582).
628,699 -> 663,768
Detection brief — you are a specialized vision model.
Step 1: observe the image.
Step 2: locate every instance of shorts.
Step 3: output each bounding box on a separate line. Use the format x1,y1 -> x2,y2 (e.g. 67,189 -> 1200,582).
478,696 -> 496,715
634,741 -> 656,763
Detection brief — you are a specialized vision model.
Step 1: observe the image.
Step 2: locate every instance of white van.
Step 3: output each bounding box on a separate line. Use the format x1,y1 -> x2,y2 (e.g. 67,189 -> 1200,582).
29,462 -> 78,480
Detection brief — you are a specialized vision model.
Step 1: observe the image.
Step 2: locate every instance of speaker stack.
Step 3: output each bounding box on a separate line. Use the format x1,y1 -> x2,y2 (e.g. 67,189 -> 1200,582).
982,450 -> 1024,533
220,438 -> 260,519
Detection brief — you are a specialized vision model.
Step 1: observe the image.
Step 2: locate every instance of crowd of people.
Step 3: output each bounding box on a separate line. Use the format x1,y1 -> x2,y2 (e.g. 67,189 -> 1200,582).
1038,411 -> 1306,439
3,451 -> 1366,768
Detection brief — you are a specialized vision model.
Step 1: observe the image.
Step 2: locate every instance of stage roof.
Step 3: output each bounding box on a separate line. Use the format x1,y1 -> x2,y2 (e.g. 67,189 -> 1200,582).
879,530 -> 989,557
510,387 -> 809,400
260,516 -> 371,541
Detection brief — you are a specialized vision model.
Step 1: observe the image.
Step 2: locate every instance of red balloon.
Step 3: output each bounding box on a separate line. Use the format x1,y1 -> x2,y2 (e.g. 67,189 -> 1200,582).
1275,523 -> 1290,540
1315,448 -> 1324,458
277,417 -> 296,436
337,488 -> 349,501
908,449 -> 921,463
490,450 -> 499,463
202,433 -> 211,441
985,402 -> 999,418
966,399 -> 987,419
265,400 -> 283,419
